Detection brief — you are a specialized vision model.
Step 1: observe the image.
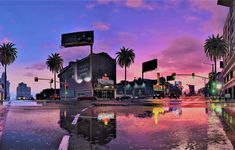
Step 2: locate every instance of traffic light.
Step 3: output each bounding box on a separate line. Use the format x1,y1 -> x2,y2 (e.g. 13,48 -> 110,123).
34,77 -> 39,82
167,75 -> 174,81
210,80 -> 217,95
192,73 -> 195,79
172,73 -> 176,79
50,79 -> 53,83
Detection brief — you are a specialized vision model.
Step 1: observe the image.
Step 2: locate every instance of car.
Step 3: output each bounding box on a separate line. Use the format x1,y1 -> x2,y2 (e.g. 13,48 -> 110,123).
77,96 -> 97,101
153,91 -> 165,99
17,96 -> 26,100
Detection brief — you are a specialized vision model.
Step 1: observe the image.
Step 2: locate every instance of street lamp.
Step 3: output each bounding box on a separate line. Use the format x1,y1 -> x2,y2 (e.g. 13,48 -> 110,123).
202,62 -> 214,73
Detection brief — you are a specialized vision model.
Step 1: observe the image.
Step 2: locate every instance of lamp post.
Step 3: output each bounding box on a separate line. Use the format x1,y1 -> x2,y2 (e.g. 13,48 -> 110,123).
202,62 -> 214,73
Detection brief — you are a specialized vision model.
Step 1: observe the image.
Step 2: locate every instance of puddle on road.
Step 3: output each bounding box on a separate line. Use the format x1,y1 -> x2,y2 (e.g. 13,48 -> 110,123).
211,103 -> 235,148
0,101 -> 232,150
60,104 -> 209,149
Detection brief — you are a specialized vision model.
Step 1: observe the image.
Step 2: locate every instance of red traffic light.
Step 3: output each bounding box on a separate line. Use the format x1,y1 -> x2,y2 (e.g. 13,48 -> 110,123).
34,77 -> 39,82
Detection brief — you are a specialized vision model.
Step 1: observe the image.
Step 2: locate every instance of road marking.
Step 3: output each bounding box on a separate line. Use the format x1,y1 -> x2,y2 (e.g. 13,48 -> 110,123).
58,135 -> 70,150
71,114 -> 80,125
81,107 -> 88,112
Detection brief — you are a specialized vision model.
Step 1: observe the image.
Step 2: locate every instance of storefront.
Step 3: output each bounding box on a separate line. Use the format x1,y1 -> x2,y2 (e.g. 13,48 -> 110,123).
93,76 -> 116,99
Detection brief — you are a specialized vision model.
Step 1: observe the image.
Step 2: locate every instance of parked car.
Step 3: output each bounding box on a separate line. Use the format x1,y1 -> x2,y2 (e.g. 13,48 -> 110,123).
153,91 -> 165,99
169,92 -> 179,99
77,96 -> 97,101
17,96 -> 26,100
116,96 -> 132,100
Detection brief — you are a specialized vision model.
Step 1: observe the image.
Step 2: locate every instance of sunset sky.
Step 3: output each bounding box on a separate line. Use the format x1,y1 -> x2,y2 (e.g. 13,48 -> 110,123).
0,0 -> 229,98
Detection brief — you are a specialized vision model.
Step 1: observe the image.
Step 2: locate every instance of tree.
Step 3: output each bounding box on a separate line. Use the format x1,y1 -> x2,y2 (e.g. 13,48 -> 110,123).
46,53 -> 63,99
0,42 -> 17,100
116,46 -> 135,96
204,34 -> 228,74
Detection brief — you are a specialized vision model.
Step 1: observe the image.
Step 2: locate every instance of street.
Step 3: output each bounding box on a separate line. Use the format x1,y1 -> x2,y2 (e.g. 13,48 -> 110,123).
0,97 -> 233,150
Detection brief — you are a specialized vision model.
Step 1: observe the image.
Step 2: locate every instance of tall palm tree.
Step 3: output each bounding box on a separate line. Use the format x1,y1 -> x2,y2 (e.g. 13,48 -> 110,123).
116,46 -> 135,96
204,34 -> 228,74
0,42 -> 17,100
46,53 -> 63,99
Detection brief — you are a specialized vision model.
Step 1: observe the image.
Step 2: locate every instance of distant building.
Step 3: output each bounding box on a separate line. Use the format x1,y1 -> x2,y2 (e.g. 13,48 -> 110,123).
58,52 -> 116,100
218,0 -> 235,99
16,82 -> 31,100
0,73 -> 10,100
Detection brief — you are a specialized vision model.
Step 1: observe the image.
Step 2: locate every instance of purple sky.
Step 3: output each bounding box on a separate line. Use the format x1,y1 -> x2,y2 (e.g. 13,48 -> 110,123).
0,0 -> 229,97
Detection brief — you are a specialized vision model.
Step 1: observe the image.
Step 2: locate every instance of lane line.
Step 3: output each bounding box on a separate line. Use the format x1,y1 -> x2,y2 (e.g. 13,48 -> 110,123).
71,114 -> 80,125
81,107 -> 88,112
58,135 -> 70,150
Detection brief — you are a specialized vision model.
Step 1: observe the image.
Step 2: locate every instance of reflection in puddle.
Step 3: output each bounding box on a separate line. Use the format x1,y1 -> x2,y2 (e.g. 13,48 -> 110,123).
60,105 -> 209,149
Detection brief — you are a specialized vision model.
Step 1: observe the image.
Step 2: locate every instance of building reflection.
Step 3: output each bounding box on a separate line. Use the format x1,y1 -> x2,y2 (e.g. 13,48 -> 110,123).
135,105 -> 182,126
59,107 -> 116,145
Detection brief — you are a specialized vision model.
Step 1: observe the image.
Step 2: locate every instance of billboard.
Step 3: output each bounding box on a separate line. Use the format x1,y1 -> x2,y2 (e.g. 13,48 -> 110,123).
61,31 -> 94,47
142,59 -> 157,73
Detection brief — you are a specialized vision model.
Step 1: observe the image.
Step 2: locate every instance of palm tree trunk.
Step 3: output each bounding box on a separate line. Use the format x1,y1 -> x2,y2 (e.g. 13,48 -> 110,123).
4,65 -> 7,100
214,58 -> 217,74
54,72 -> 56,100
124,65 -> 126,96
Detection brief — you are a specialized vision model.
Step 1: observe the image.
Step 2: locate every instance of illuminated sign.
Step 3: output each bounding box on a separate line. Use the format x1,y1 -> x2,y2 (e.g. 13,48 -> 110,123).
98,113 -> 115,126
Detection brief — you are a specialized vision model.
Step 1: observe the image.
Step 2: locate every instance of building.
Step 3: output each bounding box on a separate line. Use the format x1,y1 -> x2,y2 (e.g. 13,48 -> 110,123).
0,73 -> 10,100
218,0 -> 235,99
16,82 -> 32,100
116,78 -> 157,97
58,52 -> 116,100
36,88 -> 60,100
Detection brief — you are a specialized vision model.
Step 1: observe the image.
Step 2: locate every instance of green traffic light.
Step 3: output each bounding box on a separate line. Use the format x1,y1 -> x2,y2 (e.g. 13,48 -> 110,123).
211,89 -> 216,94
212,81 -> 216,87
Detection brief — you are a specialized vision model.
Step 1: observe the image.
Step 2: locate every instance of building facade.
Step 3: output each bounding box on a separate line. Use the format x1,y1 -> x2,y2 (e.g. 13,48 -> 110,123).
16,82 -> 31,99
0,73 -> 10,100
218,0 -> 235,99
58,52 -> 116,100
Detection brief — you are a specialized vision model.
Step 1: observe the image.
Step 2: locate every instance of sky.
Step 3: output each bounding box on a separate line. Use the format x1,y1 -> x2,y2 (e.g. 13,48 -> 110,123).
0,0 -> 229,98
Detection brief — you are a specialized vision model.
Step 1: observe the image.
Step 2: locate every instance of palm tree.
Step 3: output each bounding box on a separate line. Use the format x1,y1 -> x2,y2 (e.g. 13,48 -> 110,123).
116,46 -> 135,96
46,53 -> 63,99
0,42 -> 17,100
204,34 -> 228,74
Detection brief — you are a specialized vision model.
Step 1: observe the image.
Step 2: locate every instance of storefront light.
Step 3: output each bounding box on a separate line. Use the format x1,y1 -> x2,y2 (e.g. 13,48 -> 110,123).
84,77 -> 91,82
77,79 -> 83,84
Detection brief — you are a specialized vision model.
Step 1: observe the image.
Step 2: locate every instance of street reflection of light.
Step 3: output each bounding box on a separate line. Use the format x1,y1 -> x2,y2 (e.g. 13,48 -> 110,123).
152,107 -> 164,126
102,118 -> 110,126
63,110 -> 67,118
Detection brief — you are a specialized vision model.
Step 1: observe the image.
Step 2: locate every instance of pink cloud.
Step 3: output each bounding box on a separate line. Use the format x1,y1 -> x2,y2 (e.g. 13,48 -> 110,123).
189,0 -> 228,34
118,32 -> 137,46
96,0 -> 155,10
25,62 -> 47,70
24,72 -> 36,77
183,15 -> 200,23
58,47 -> 90,65
94,22 -> 110,31
125,0 -> 154,10
0,37 -> 11,43
157,35 -> 210,73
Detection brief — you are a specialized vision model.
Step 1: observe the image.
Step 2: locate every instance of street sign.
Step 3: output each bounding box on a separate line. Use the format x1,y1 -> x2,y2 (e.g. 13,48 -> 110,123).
61,31 -> 94,47
142,59 -> 157,73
